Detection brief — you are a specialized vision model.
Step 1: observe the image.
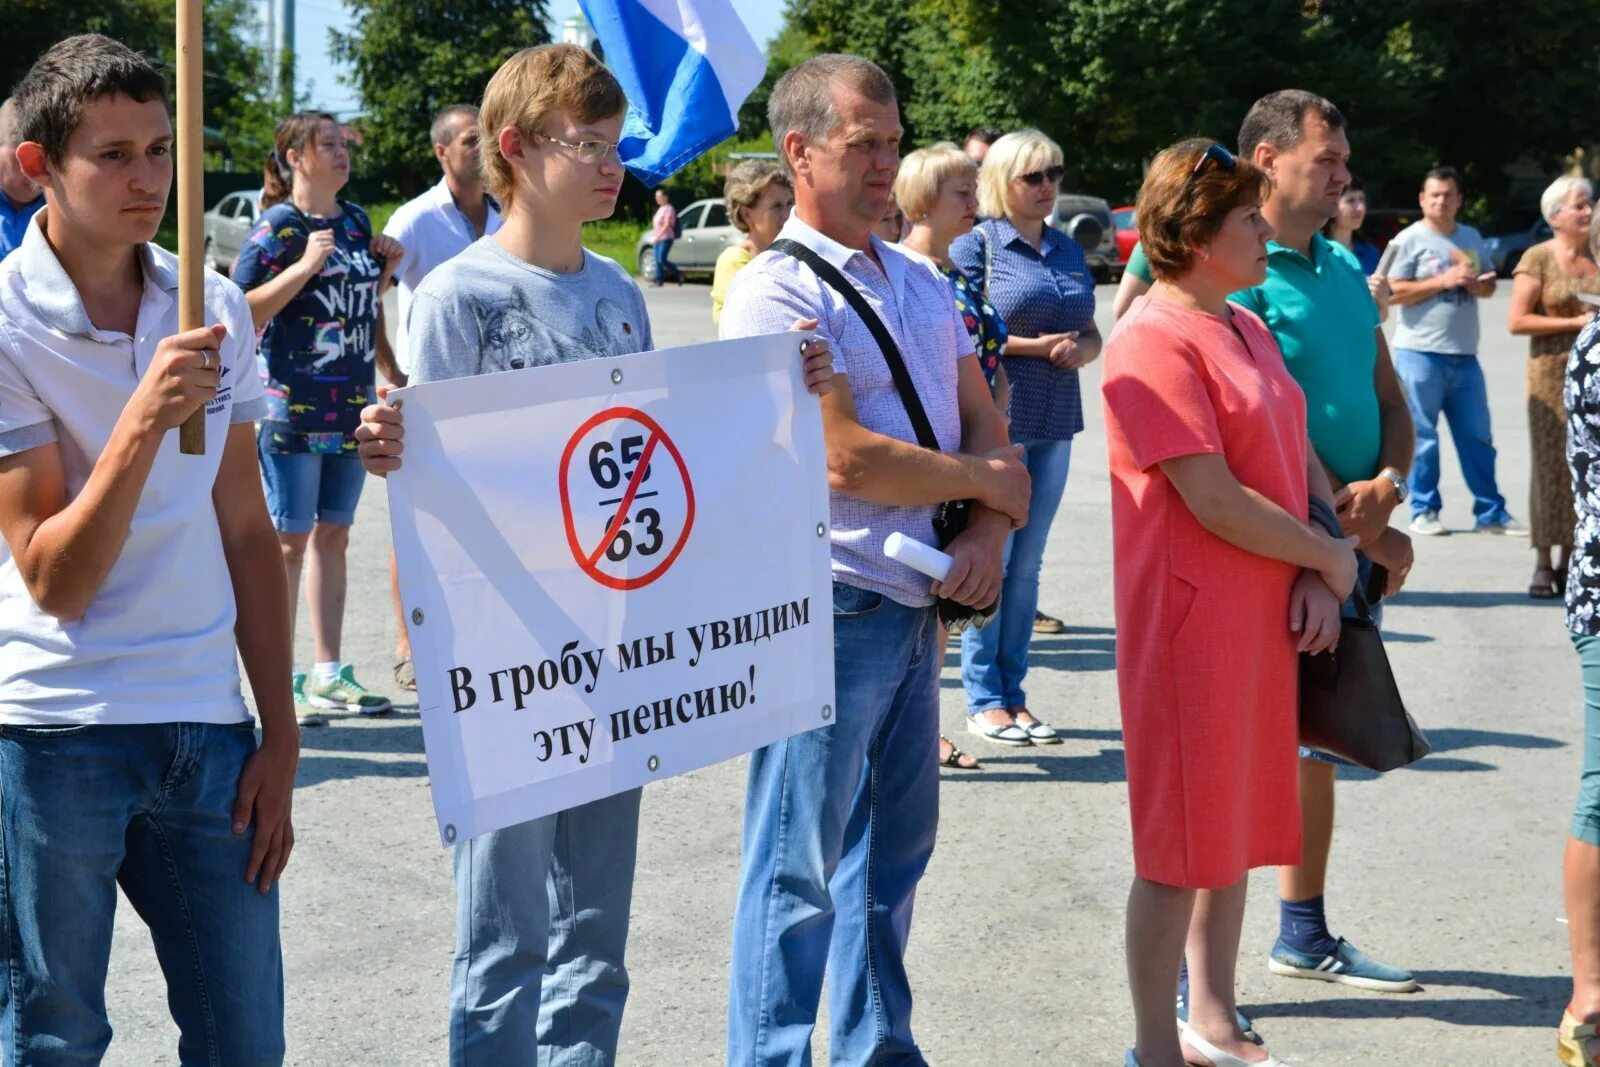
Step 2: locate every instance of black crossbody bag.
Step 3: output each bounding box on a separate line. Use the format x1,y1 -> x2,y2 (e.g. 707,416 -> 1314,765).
772,238 -> 996,631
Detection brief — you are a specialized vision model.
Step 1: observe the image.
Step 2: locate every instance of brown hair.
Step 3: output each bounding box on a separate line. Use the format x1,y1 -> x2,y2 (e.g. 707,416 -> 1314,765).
1238,89 -> 1345,160
1136,139 -> 1270,282
478,44 -> 627,208
723,159 -> 790,233
262,110 -> 339,210
767,54 -> 897,177
12,34 -> 167,164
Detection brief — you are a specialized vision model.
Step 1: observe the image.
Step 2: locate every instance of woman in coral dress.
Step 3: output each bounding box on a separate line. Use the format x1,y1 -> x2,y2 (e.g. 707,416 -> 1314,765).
1102,141 -> 1359,1067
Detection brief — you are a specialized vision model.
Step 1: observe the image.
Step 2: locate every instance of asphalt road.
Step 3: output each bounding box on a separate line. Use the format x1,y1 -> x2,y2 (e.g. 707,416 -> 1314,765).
96,280 -> 1578,1066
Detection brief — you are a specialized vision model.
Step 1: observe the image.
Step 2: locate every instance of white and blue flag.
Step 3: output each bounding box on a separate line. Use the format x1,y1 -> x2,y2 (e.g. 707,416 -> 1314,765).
578,0 -> 766,187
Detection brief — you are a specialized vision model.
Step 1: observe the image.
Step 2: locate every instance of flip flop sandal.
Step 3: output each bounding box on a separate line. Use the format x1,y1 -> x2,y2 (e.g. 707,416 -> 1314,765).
938,735 -> 979,769
1559,1010 -> 1600,1066
1531,567 -> 1562,600
1179,1020 -> 1291,1067
393,657 -> 417,691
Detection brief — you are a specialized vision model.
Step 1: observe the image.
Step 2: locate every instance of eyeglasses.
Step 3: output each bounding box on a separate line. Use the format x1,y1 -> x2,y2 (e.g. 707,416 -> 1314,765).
1186,143 -> 1236,185
536,133 -> 621,164
1017,165 -> 1065,187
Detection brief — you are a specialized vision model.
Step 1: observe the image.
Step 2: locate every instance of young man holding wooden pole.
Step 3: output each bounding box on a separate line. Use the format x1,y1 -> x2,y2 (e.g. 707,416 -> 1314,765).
0,34 -> 296,1063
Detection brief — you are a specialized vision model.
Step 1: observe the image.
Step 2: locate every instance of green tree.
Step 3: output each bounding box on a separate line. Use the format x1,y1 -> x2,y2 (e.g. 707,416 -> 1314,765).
331,0 -> 551,198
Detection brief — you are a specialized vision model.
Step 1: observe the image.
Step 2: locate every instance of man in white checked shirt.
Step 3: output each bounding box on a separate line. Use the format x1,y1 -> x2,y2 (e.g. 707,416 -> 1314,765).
719,54 -> 1030,1065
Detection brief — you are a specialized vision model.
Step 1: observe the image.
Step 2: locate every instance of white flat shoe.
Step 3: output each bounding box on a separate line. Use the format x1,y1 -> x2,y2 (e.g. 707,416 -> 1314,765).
1179,1020 -> 1292,1066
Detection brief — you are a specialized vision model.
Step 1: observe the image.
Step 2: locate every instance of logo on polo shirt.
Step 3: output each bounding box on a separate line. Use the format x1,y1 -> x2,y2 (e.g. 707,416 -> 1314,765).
206,365 -> 233,417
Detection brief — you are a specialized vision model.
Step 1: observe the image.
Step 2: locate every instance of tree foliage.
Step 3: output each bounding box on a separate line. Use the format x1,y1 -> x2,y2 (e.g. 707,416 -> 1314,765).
765,0 -> 1600,207
331,0 -> 551,197
7,0 -> 276,170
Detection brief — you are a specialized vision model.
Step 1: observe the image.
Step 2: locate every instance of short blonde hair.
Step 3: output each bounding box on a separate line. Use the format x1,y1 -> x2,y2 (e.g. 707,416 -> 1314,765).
977,129 -> 1063,220
478,44 -> 627,207
723,159 -> 790,233
1543,174 -> 1595,223
894,142 -> 976,219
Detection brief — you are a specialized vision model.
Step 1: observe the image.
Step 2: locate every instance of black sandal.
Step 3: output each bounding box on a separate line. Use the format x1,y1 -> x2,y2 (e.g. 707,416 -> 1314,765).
938,735 -> 979,770
1530,566 -> 1561,599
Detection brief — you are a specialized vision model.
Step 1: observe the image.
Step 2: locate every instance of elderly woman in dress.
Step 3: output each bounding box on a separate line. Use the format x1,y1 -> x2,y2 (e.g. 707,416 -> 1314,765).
1103,139 -> 1356,1067
1510,175 -> 1599,599
949,129 -> 1100,748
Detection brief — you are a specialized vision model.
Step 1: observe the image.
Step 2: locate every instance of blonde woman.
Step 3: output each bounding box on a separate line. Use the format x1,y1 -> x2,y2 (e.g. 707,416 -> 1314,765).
898,141 -> 1009,771
710,160 -> 793,325
949,129 -> 1099,747
1510,175 -> 1599,599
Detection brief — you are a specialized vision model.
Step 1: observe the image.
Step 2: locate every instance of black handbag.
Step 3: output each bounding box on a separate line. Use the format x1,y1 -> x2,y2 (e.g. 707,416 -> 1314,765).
1298,501 -> 1430,771
771,238 -> 996,631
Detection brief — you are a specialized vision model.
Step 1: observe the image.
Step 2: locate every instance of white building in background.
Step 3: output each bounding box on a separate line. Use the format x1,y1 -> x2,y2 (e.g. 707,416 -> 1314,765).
561,13 -> 598,50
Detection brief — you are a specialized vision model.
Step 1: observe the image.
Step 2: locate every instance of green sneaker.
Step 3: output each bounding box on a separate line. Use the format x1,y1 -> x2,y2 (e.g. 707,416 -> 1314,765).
308,664 -> 394,716
292,672 -> 328,728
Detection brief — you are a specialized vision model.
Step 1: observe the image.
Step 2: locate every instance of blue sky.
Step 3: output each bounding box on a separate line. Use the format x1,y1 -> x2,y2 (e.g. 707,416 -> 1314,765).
285,0 -> 785,116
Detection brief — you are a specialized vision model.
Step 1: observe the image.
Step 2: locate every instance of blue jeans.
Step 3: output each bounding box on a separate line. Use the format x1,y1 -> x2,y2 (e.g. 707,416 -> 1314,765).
450,788 -> 641,1067
728,584 -> 941,1066
0,721 -> 283,1066
1392,348 -> 1511,525
257,438 -> 367,534
652,239 -> 680,283
960,439 -> 1073,712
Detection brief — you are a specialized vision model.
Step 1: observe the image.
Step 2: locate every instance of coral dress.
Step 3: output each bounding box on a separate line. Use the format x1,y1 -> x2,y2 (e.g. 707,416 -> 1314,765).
1101,295 -> 1308,889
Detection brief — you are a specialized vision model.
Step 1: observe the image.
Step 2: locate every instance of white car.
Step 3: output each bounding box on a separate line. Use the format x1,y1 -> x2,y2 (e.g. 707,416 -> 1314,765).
202,189 -> 261,276
635,198 -> 739,282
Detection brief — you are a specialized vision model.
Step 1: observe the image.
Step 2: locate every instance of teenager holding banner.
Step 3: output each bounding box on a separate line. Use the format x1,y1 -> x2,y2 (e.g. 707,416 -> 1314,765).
234,111 -> 405,727
719,54 -> 1029,1064
0,35 -> 296,1062
354,44 -> 834,1063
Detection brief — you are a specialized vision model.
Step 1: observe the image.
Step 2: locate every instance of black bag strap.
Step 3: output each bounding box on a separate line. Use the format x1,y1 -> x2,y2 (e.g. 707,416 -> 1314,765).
771,237 -> 940,452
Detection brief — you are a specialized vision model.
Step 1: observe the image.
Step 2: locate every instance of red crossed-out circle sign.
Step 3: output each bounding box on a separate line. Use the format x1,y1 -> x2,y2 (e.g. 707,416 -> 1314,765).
559,407 -> 696,590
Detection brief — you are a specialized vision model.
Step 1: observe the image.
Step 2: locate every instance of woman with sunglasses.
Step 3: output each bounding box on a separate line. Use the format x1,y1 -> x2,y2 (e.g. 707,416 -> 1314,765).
234,111 -> 404,726
1104,139 -> 1356,1067
950,128 -> 1098,748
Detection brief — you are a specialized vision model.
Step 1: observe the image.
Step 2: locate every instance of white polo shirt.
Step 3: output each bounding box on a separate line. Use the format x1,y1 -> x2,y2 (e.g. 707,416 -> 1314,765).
0,212 -> 266,725
382,178 -> 502,374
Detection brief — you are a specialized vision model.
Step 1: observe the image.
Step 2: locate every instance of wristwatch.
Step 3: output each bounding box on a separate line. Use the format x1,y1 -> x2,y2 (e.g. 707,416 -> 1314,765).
1378,466 -> 1408,504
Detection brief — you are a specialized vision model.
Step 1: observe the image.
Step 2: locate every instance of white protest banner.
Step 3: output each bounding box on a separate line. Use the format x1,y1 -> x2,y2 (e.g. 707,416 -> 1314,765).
386,333 -> 835,845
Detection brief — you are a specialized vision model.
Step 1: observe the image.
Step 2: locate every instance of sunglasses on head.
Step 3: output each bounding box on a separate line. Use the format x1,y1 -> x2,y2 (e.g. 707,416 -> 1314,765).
1186,143 -> 1237,184
1018,165 -> 1065,187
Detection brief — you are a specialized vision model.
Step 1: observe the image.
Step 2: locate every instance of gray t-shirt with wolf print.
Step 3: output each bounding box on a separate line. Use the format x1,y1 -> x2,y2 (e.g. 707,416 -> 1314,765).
407,237 -> 653,385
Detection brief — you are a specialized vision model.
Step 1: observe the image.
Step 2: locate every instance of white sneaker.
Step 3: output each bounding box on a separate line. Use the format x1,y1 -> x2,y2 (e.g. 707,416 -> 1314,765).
1409,511 -> 1448,536
1476,517 -> 1528,537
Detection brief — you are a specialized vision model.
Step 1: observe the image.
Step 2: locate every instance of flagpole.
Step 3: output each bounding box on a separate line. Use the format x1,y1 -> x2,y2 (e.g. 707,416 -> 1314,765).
176,0 -> 207,455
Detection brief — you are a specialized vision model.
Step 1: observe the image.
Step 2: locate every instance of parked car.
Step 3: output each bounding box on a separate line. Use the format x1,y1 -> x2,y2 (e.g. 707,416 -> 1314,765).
1110,205 -> 1138,265
1480,209 -> 1552,276
636,198 -> 738,282
1049,194 -> 1120,283
202,189 -> 260,276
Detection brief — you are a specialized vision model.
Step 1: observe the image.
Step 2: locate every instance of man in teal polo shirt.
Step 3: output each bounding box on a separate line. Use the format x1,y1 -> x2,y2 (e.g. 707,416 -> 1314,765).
1122,92 -> 1422,1024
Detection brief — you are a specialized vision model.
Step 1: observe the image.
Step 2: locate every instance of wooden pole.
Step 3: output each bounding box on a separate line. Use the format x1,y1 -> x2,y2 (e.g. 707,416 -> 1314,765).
176,0 -> 206,455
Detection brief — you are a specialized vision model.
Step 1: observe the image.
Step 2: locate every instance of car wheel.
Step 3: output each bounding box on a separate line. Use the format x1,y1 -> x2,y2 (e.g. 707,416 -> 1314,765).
1502,250 -> 1522,277
638,247 -> 657,283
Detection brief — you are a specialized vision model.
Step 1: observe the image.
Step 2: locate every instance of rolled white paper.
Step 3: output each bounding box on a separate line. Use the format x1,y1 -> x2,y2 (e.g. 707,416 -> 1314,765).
883,532 -> 954,582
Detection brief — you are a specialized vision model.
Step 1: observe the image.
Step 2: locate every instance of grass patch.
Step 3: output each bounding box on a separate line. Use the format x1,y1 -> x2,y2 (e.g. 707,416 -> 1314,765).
585,219 -> 644,274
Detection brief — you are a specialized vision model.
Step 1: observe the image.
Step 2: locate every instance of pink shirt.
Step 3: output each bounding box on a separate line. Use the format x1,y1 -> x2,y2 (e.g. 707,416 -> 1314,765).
651,204 -> 677,242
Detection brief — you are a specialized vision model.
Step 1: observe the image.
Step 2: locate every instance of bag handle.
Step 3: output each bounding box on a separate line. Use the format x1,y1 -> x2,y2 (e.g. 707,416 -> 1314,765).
770,238 -> 940,452
1307,496 -> 1375,621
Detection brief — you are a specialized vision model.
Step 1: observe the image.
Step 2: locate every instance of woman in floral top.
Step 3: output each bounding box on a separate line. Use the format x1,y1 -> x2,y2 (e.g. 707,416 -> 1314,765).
1559,214 -> 1600,1067
897,141 -> 1008,771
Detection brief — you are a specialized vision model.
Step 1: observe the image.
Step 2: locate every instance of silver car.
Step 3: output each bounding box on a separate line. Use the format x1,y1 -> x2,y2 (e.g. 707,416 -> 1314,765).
636,197 -> 739,282
202,189 -> 261,276
1050,193 -> 1121,283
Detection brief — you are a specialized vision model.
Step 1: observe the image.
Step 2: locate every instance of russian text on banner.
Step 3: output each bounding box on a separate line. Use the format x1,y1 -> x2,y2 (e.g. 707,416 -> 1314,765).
387,333 -> 835,844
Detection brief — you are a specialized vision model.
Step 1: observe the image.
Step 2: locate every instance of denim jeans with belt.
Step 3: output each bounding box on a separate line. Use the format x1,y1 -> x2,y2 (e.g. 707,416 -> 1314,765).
0,721 -> 284,1067
960,438 -> 1073,713
450,788 -> 641,1066
1392,348 -> 1512,525
728,583 -> 941,1066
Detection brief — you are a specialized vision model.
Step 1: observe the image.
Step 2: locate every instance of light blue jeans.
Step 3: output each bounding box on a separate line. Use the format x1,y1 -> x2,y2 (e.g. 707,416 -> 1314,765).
1392,348 -> 1512,525
960,439 -> 1074,712
450,789 -> 642,1066
728,583 -> 942,1066
0,721 -> 284,1067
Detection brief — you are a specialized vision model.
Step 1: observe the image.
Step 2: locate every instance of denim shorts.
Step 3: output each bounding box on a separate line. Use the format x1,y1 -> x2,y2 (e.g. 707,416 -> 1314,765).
258,436 -> 367,534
